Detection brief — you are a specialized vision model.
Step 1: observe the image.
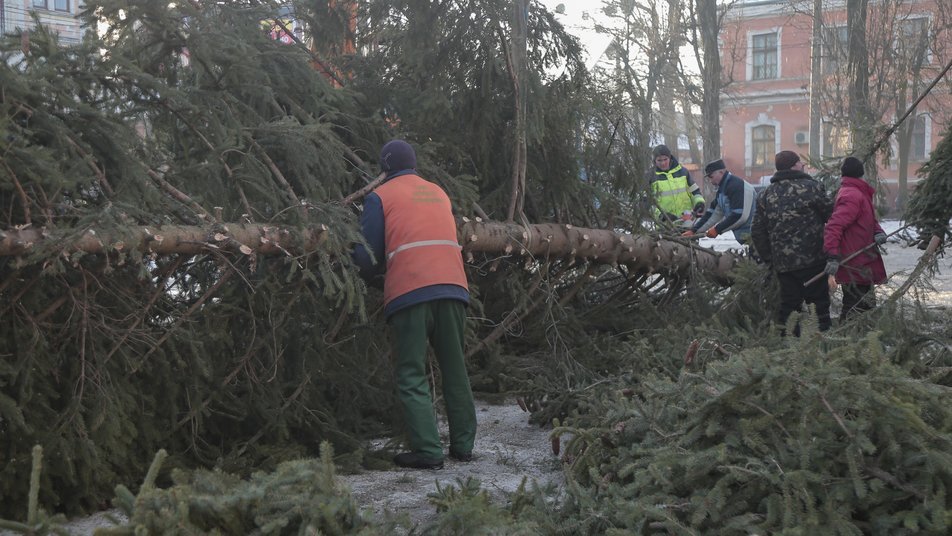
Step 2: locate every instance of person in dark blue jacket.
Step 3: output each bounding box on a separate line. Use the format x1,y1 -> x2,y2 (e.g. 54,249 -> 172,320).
683,159 -> 757,244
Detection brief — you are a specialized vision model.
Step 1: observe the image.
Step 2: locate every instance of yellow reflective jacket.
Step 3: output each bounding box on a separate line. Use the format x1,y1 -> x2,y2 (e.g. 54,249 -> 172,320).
650,163 -> 704,218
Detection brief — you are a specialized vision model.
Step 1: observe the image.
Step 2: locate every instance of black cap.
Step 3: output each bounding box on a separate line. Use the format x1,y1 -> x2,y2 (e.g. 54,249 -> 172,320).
704,159 -> 726,176
379,139 -> 417,172
775,150 -> 800,171
840,156 -> 865,178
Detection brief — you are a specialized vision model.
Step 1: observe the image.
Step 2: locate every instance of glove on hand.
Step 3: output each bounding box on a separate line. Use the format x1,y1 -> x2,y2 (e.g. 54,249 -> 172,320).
681,230 -> 695,237
823,258 -> 840,276
706,227 -> 719,238
874,232 -> 888,245
693,202 -> 706,217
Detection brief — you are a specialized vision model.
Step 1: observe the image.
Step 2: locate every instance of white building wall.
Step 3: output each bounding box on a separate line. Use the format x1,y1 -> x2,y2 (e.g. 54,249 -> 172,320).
3,1 -> 85,45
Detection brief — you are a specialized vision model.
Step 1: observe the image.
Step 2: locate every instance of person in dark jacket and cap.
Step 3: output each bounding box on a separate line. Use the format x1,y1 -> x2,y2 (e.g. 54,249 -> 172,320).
682,158 -> 757,244
647,144 -> 705,224
353,139 -> 477,469
750,150 -> 834,335
822,156 -> 888,322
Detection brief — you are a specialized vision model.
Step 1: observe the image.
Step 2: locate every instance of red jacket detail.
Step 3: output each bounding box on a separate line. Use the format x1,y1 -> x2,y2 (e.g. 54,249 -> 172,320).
375,174 -> 468,305
823,176 -> 886,285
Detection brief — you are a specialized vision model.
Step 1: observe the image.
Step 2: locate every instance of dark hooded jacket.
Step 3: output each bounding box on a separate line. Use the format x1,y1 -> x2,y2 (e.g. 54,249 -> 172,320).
750,169 -> 833,272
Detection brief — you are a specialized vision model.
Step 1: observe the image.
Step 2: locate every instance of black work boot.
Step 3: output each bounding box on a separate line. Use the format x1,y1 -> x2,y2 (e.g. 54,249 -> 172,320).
393,452 -> 444,469
448,450 -> 473,462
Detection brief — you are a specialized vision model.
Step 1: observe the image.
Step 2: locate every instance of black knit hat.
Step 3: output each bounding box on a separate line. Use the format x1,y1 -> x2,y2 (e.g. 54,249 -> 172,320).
652,144 -> 672,158
775,150 -> 800,171
704,158 -> 726,176
379,139 -> 417,172
840,156 -> 865,178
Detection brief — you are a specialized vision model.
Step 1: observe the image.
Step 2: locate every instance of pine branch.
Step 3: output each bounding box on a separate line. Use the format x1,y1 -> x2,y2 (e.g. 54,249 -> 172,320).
101,255 -> 186,366
65,135 -> 114,197
251,139 -> 306,217
864,465 -> 926,500
147,168 -> 215,222
1,161 -> 33,225
128,266 -> 235,375
466,265 -> 549,358
341,172 -> 386,206
886,235 -> 941,304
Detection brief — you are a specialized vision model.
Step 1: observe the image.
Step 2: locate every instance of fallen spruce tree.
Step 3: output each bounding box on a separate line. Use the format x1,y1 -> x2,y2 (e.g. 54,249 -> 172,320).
1,0 -> 950,531
0,0 -> 741,517
0,219 -> 738,280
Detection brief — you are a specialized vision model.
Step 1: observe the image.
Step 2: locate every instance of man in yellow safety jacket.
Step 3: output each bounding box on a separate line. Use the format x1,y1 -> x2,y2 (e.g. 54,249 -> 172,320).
648,144 -> 705,223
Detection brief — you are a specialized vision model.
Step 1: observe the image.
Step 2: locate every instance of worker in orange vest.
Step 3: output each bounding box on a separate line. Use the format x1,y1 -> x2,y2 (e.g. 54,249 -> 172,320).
353,140 -> 476,469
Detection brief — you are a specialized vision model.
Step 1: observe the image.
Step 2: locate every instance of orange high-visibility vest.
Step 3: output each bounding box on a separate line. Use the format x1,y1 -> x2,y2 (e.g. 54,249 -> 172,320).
375,174 -> 468,305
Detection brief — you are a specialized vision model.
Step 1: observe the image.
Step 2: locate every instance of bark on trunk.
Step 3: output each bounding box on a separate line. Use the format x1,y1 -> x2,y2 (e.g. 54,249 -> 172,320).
458,219 -> 738,283
0,223 -> 329,257
697,0 -> 722,165
1,220 -> 741,283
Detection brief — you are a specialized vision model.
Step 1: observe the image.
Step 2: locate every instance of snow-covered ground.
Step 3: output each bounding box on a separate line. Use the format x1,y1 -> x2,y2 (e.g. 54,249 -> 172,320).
341,400 -> 558,530
4,400 -> 557,535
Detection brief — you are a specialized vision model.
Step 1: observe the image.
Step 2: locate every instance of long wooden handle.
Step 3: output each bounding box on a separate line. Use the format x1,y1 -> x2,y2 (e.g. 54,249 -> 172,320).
803,224 -> 911,287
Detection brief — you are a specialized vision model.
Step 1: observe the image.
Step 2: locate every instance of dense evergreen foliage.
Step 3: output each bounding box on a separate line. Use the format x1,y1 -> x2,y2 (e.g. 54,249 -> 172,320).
0,0 -> 949,532
0,0 -> 639,518
908,124 -> 952,247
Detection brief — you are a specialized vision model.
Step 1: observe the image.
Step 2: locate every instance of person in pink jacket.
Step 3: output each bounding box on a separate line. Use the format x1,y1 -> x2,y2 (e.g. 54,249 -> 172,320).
822,157 -> 888,321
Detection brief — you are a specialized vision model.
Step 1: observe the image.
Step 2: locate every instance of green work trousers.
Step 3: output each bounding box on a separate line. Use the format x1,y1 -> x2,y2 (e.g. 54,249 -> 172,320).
389,299 -> 476,460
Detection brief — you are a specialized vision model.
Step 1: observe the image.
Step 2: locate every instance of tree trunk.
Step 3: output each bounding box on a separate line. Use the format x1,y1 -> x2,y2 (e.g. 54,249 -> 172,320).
895,82 -> 914,215
0,223 -> 329,257
0,220 -> 741,283
696,0 -> 722,165
893,15 -> 930,216
808,0 -> 823,161
458,219 -> 738,283
847,0 -> 873,155
658,67 -> 679,150
506,0 -> 529,222
680,91 -> 703,172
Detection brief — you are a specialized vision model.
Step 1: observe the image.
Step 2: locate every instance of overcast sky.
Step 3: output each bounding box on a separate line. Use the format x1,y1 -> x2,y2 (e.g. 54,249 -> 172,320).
539,0 -> 614,70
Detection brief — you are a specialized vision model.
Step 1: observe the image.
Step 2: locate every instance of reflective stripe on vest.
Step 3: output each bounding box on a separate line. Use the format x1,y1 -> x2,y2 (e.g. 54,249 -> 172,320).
652,164 -> 694,214
374,174 -> 468,305
388,239 -> 462,260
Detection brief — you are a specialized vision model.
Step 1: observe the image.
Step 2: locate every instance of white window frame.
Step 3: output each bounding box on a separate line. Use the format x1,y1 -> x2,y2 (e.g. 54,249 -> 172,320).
898,15 -> 933,65
910,113 -> 932,162
32,0 -> 70,12
822,25 -> 848,75
820,119 -> 852,159
745,114 -> 781,169
746,28 -> 782,81
886,112 -> 933,168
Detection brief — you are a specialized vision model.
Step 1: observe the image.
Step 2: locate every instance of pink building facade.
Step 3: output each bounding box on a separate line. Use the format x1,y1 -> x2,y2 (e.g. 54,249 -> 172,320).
718,0 -> 950,212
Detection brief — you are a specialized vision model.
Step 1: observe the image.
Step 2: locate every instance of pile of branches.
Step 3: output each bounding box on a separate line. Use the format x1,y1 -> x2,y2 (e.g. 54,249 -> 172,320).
7,275 -> 950,535
0,0 -> 398,516
0,0 -> 678,518
1,0 -> 949,529
549,317 -> 952,534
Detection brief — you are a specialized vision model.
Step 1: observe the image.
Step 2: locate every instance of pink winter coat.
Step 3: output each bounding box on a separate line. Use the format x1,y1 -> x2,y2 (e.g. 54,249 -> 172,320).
823,176 -> 887,285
